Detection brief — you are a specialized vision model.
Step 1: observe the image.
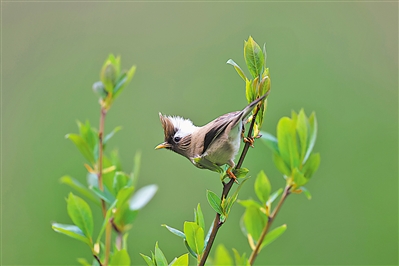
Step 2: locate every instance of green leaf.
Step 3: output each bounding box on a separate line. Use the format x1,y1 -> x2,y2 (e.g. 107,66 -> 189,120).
296,109 -> 308,163
129,184 -> 158,210
204,220 -> 214,247
169,253 -> 189,266
244,36 -> 264,78
141,253 -> 155,266
226,59 -> 247,81
77,120 -> 98,153
206,190 -> 223,214
232,168 -> 249,179
304,112 -> 318,163
224,178 -> 249,217
110,249 -> 131,266
96,200 -> 117,244
162,224 -> 186,239
293,168 -> 308,187
114,187 -> 137,231
243,206 -> 267,242
155,242 -> 168,266
260,132 -> 279,154
238,199 -> 263,209
130,150 -> 142,187
302,152 -> 320,179
52,223 -> 92,246
195,204 -> 205,231
267,188 -> 283,206
66,134 -> 95,164
60,176 -> 99,206
213,244 -> 233,266
261,224 -> 287,249
255,171 -> 271,204
184,222 -> 205,255
104,126 -> 122,145
113,171 -> 129,196
301,186 -> 312,200
232,248 -> 249,266
101,58 -> 117,93
92,81 -> 108,100
277,117 -> 300,171
77,258 -> 91,266
273,153 -> 291,176
90,186 -> 115,204
67,193 -> 93,238
184,240 -> 197,259
113,66 -> 137,99
245,79 -> 254,103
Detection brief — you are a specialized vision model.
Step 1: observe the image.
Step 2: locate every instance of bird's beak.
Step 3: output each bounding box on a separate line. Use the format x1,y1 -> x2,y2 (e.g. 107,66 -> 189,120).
155,142 -> 171,150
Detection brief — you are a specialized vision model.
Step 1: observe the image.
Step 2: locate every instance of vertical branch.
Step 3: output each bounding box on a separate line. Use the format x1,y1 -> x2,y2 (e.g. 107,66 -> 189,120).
104,218 -> 112,266
248,185 -> 291,265
199,105 -> 261,266
98,107 -> 107,217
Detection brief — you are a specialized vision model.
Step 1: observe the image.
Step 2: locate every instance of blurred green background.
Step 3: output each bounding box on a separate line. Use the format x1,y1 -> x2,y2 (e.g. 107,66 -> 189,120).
2,1 -> 397,265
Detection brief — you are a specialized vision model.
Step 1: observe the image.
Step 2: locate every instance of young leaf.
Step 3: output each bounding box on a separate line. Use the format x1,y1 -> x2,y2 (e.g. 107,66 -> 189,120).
267,188 -> 284,206
232,248 -> 249,266
232,168 -> 249,179
141,253 -> 155,266
302,152 -> 320,179
104,126 -> 122,144
277,117 -> 300,170
184,240 -> 197,259
213,244 -> 233,266
245,79 -> 254,103
204,220 -> 214,247
51,223 -> 92,246
183,222 -> 205,256
90,186 -> 115,204
272,153 -> 291,177
155,242 -> 168,266
261,224 -> 287,249
260,132 -> 279,154
243,206 -> 267,242
301,186 -> 312,200
292,168 -> 307,187
195,204 -> 205,231
129,184 -> 158,211
162,224 -> 186,239
244,36 -> 264,78
296,109 -> 308,163
110,249 -> 131,266
67,193 -> 93,238
304,112 -> 318,163
238,199 -> 263,209
206,190 -> 223,214
170,253 -> 189,266
254,171 -> 271,204
66,134 -> 95,164
226,59 -> 247,81
112,171 -> 129,196
60,176 -> 99,206
130,150 -> 142,187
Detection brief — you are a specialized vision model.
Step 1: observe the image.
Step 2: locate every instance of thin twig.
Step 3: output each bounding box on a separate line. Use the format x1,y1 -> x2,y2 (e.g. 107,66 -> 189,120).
104,218 -> 112,266
198,105 -> 262,266
248,185 -> 291,265
93,254 -> 103,266
98,107 -> 107,217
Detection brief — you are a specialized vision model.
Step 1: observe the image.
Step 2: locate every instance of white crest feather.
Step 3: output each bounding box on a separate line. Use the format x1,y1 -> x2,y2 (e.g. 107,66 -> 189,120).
167,116 -> 198,137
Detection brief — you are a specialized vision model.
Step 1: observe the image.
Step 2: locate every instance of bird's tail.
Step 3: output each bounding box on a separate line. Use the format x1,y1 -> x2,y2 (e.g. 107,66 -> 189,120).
241,91 -> 269,118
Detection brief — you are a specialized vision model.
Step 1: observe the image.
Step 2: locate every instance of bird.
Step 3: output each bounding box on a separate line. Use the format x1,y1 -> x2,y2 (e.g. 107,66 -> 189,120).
155,94 -> 267,182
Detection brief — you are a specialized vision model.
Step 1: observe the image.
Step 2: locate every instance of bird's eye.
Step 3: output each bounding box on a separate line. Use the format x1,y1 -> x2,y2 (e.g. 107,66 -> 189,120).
174,136 -> 181,143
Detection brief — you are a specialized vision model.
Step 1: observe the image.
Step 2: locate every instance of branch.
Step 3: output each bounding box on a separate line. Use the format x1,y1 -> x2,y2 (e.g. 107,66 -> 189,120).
248,185 -> 291,265
98,107 -> 107,217
199,105 -> 261,266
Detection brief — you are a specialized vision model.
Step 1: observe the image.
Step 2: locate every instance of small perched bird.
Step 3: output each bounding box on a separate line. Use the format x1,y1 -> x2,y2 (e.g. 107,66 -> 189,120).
155,94 -> 267,182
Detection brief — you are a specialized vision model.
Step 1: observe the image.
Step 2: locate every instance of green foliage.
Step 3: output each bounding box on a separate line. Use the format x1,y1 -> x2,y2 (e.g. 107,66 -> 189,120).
141,243 -> 189,266
52,54 -> 157,265
261,109 -> 320,194
227,36 -> 270,137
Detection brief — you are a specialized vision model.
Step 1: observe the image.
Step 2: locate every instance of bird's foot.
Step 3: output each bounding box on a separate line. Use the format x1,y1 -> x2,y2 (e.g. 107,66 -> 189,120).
243,136 -> 255,147
226,167 -> 239,184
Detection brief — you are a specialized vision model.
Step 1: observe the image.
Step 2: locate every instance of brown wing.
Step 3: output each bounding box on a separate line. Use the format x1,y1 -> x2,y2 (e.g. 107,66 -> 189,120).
201,111 -> 242,154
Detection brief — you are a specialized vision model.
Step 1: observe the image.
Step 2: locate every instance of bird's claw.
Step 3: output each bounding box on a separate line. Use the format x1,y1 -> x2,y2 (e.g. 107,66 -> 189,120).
226,168 -> 239,184
244,137 -> 255,148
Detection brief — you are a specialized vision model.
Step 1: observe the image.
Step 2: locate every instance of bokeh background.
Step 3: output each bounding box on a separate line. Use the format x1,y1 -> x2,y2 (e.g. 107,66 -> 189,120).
2,1 -> 397,265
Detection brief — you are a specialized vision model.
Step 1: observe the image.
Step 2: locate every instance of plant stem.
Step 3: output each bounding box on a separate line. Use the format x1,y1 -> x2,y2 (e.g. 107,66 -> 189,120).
248,185 -> 291,265
98,107 -> 107,217
198,105 -> 261,266
94,254 -> 103,266
104,218 -> 112,266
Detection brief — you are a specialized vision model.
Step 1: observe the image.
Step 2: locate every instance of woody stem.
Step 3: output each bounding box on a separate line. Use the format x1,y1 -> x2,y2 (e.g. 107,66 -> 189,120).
198,105 -> 261,266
